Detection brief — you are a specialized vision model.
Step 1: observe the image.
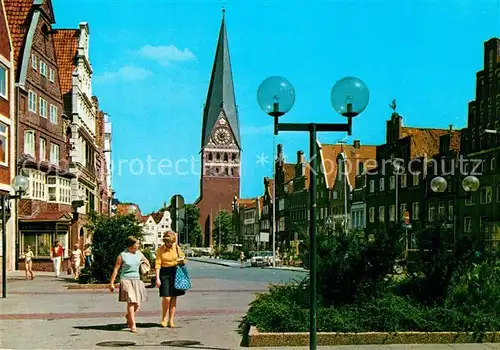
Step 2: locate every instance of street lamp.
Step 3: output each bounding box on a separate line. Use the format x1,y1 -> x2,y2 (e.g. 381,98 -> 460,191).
257,75 -> 369,350
430,175 -> 480,196
2,174 -> 29,298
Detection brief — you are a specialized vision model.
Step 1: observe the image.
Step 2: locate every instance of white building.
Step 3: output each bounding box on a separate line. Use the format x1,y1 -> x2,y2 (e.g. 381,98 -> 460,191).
140,210 -> 172,251
104,113 -> 111,192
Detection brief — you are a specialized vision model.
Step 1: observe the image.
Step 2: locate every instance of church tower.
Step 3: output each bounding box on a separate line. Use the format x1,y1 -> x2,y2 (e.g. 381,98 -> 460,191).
195,10 -> 241,247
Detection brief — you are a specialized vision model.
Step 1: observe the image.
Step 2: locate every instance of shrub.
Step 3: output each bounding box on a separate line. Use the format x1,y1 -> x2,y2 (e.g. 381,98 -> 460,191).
81,213 -> 143,284
301,228 -> 402,306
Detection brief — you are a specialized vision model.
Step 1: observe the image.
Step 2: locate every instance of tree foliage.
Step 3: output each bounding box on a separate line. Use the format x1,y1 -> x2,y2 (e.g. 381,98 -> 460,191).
80,213 -> 144,284
212,210 -> 235,248
185,204 -> 203,247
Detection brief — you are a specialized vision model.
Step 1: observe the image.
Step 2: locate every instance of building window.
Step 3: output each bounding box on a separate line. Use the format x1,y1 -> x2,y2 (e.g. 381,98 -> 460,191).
49,68 -> 55,82
39,61 -> 47,77
21,233 -> 52,257
0,65 -> 7,99
49,105 -> 57,124
464,217 -> 472,232
491,158 -> 496,171
389,205 -> 395,222
333,190 -> 338,199
390,176 -> 395,190
24,130 -> 35,156
39,138 -> 46,161
39,97 -> 47,118
369,180 -> 374,193
0,122 -> 7,166
480,186 -> 492,204
497,185 -> 500,203
413,174 -> 420,186
47,176 -> 71,204
465,194 -> 474,206
428,204 -> 435,222
378,206 -> 385,222
379,178 -> 385,191
47,176 -> 57,202
50,143 -> 59,164
448,201 -> 454,221
439,202 -> 445,218
26,169 -> 46,200
31,54 -> 37,70
28,91 -> 37,112
412,202 -> 419,220
400,203 -> 407,217
401,174 -> 407,188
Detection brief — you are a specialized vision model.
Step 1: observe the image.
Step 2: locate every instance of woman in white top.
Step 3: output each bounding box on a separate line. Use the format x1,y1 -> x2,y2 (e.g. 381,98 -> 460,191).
22,245 -> 34,280
71,244 -> 84,280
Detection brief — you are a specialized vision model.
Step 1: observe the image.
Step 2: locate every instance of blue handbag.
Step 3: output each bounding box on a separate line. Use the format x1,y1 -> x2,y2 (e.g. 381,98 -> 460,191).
174,245 -> 191,291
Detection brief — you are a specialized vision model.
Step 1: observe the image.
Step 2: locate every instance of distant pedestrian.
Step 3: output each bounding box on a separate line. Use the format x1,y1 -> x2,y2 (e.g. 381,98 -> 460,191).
239,251 -> 245,268
71,244 -> 84,280
21,245 -> 34,280
50,240 -> 64,277
155,231 -> 186,328
109,236 -> 150,333
83,244 -> 92,268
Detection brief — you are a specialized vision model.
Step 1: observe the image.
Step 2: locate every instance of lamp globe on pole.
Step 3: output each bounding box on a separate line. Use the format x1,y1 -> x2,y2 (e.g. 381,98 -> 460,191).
257,76 -> 296,117
430,176 -> 447,193
330,76 -> 369,118
462,175 -> 480,192
12,175 -> 29,195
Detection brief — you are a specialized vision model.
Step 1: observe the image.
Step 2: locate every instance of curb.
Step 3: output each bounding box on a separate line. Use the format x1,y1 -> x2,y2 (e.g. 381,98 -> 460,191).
246,326 -> 500,347
262,267 -> 307,273
188,258 -> 239,268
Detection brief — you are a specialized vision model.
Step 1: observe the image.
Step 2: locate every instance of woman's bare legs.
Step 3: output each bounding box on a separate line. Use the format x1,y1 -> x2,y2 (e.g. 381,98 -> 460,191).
161,297 -> 170,326
27,261 -> 34,280
24,263 -> 29,280
127,302 -> 138,332
168,296 -> 177,327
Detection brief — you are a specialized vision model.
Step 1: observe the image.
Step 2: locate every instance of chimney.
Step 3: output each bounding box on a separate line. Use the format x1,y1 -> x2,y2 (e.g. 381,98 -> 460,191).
353,140 -> 360,149
297,150 -> 305,163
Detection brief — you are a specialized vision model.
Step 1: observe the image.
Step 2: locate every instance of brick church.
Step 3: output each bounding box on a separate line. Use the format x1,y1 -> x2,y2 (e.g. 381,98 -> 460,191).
194,10 -> 241,247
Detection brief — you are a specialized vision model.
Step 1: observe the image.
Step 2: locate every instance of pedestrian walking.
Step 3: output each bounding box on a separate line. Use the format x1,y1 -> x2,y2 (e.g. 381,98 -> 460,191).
83,244 -> 92,268
239,251 -> 245,268
155,231 -> 187,328
21,245 -> 34,280
71,244 -> 84,280
109,236 -> 150,333
50,240 -> 64,277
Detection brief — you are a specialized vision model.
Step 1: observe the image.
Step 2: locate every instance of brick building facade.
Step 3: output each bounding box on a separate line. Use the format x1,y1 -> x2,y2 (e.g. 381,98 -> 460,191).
195,11 -> 240,248
0,0 -> 17,271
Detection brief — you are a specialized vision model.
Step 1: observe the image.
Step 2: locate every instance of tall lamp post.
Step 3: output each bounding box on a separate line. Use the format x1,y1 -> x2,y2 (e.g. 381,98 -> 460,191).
257,76 -> 369,350
2,174 -> 29,298
430,175 -> 480,239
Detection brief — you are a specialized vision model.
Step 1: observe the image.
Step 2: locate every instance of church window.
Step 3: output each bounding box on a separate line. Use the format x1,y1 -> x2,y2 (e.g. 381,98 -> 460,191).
224,153 -> 229,162
232,153 -> 236,161
216,153 -> 221,161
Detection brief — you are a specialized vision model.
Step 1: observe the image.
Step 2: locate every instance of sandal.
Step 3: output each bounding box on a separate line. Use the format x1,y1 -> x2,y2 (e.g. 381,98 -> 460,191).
160,320 -> 167,328
130,326 -> 138,333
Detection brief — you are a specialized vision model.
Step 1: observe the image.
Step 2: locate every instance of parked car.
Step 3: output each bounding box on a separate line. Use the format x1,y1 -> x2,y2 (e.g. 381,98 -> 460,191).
250,251 -> 278,267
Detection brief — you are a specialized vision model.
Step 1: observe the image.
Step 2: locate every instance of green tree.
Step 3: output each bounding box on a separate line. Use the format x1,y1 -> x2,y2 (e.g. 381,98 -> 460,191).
185,204 -> 202,247
212,210 -> 235,249
81,213 -> 144,284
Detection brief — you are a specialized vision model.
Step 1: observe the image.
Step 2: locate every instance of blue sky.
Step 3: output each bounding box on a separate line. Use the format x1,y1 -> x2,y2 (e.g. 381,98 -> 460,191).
52,0 -> 499,214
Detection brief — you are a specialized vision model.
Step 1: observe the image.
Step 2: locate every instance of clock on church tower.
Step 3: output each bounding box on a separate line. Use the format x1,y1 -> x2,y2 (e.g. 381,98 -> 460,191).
194,10 -> 241,247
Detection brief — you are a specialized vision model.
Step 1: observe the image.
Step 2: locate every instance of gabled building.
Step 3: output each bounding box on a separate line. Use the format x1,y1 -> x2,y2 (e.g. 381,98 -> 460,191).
459,38 -> 500,247
53,23 -> 109,245
140,209 -> 172,250
232,196 -> 261,249
365,110 -> 453,236
195,11 -> 241,248
6,0 -> 75,270
0,0 -> 18,271
319,140 -> 377,233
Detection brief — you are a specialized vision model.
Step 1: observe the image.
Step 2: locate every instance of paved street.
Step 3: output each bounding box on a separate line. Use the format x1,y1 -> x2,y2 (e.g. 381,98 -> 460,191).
0,261 -> 499,350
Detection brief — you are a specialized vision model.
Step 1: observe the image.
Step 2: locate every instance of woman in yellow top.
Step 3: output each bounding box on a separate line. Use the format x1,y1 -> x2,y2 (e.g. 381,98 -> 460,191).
155,231 -> 185,328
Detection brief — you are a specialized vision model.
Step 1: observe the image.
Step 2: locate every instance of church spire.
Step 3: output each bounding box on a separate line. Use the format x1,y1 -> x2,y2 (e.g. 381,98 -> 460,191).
201,10 -> 240,149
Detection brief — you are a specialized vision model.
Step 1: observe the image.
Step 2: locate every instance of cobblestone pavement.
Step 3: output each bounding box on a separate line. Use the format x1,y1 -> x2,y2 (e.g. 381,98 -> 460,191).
0,261 -> 499,349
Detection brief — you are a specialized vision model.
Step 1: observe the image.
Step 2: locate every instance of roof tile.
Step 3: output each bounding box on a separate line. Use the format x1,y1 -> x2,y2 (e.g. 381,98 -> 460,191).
4,0 -> 33,65
53,29 -> 78,96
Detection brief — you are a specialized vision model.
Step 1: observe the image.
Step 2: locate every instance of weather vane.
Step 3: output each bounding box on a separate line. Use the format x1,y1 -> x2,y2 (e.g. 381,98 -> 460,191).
389,99 -> 397,113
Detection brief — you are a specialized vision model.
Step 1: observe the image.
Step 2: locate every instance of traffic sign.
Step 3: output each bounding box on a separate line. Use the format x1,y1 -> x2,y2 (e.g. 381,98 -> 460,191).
402,211 -> 410,225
